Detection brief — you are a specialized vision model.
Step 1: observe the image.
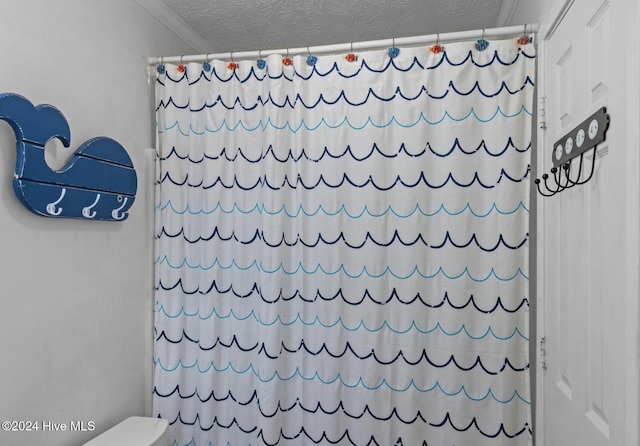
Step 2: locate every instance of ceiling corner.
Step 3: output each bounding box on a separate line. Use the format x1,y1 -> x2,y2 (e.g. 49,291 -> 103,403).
135,0 -> 211,53
495,0 -> 520,26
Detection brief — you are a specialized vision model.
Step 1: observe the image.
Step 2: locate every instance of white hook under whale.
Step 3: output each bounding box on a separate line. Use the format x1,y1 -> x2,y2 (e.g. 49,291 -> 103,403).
82,193 -> 101,219
111,196 -> 129,220
46,188 -> 66,216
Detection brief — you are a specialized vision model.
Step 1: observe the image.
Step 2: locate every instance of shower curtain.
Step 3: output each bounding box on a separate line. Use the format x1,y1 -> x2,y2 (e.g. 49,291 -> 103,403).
153,37 -> 535,446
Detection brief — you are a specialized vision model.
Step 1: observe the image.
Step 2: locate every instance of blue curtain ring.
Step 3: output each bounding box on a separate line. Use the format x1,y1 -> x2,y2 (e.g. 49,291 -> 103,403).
157,64 -> 166,75
203,61 -> 212,72
306,55 -> 318,66
388,47 -> 400,58
256,59 -> 266,70
475,39 -> 489,51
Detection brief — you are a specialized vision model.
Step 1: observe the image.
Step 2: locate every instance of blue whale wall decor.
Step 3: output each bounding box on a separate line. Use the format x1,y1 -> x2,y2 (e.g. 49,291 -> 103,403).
0,93 -> 137,221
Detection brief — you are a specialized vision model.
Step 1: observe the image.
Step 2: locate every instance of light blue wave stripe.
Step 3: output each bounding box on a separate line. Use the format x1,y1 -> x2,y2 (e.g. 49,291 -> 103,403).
172,440 -> 196,446
156,105 -> 532,136
154,255 -> 528,282
171,440 -> 201,446
154,358 -> 530,405
172,440 -> 212,446
156,305 -> 527,340
170,440 -> 223,446
156,200 -> 529,218
172,441 -> 223,446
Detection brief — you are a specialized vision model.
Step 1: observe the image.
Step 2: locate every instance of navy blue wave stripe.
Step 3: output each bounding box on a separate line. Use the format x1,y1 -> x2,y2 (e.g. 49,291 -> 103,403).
155,331 -> 528,374
156,226 -> 528,251
256,425 -> 386,446
164,410 -> 257,435
155,386 -> 426,423
429,231 -> 528,252
157,278 -> 528,312
156,76 -> 535,112
430,412 -> 531,439
162,411 -> 375,446
156,49 -> 535,86
154,387 -> 530,439
160,410 -> 529,444
158,138 -> 530,165
158,166 -> 530,191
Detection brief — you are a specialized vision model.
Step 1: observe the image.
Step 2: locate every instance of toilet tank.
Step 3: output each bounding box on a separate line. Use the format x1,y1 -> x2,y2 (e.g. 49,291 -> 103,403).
82,416 -> 169,446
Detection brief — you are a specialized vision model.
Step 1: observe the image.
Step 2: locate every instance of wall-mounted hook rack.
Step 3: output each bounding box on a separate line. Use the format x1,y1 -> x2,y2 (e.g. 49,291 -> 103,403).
535,107 -> 610,197
0,93 -> 137,220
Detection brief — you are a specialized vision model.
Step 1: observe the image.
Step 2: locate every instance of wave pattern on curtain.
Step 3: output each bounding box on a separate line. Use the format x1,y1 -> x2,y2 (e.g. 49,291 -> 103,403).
153,38 -> 535,446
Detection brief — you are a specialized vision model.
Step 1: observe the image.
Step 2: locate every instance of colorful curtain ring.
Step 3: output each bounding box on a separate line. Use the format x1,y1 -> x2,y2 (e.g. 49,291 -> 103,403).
257,50 -> 266,70
518,24 -> 532,45
388,37 -> 400,58
306,47 -> 317,66
157,56 -> 166,75
475,29 -> 489,51
345,42 -> 357,62
177,55 -> 186,73
430,34 -> 443,54
203,54 -> 212,72
228,52 -> 238,71
282,49 -> 293,66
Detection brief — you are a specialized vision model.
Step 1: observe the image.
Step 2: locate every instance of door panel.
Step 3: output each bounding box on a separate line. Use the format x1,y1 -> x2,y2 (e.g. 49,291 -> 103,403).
538,1 -> 638,445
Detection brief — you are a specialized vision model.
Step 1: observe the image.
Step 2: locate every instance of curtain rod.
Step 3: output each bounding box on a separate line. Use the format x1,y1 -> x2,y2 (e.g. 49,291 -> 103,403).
147,23 -> 538,65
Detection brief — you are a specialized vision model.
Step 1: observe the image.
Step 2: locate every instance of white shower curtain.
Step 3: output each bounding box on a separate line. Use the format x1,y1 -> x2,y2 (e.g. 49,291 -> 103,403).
153,37 -> 534,446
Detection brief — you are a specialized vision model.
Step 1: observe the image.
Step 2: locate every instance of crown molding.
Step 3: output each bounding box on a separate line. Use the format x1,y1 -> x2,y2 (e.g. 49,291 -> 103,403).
136,0 -> 212,53
543,0 -> 575,40
496,0 -> 520,26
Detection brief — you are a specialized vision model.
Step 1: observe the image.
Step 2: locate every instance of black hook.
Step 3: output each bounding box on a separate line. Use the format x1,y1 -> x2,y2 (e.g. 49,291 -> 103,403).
535,166 -> 566,197
567,147 -> 598,186
535,145 -> 599,196
534,175 -> 556,197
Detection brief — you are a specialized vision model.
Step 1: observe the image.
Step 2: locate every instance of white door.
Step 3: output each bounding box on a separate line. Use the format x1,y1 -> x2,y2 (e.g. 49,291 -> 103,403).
537,1 -> 640,445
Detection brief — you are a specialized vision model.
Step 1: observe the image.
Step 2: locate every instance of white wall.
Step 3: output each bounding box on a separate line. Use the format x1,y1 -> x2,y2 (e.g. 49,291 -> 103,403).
0,1 -> 194,444
510,0 -> 545,26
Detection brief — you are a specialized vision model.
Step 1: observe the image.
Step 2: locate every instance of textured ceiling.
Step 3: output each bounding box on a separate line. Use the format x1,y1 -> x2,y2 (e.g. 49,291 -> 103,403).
160,0 -> 511,53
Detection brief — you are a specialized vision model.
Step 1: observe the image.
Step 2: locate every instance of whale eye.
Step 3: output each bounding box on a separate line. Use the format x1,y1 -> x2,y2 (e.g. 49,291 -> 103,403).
44,138 -> 72,171
117,195 -> 123,203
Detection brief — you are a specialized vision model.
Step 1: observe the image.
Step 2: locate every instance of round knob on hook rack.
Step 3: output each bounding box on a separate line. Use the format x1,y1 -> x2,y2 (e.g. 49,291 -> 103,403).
565,137 -> 574,155
576,128 -> 585,147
